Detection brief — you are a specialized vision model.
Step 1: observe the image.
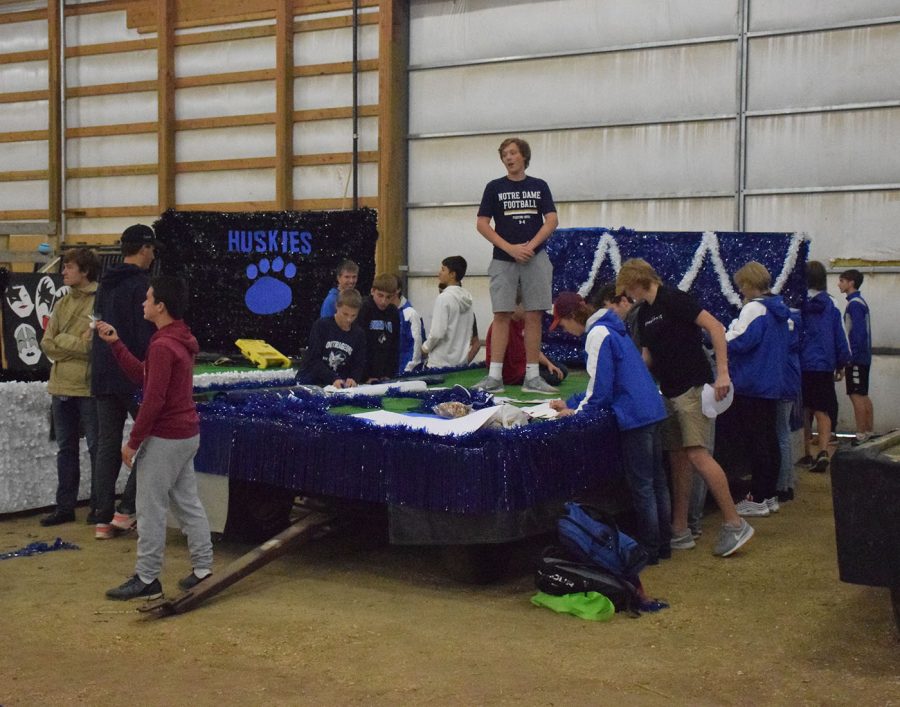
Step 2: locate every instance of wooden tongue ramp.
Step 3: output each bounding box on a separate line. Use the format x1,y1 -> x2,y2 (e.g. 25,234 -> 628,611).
139,511 -> 332,617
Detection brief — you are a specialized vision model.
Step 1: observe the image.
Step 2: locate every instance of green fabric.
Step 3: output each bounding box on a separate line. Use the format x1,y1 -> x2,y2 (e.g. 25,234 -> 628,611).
530,591 -> 615,622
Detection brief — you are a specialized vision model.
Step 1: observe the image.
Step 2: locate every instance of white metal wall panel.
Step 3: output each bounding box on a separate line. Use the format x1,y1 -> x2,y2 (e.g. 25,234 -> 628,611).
292,163 -> 378,200
0,19 -> 46,50
748,25 -> 900,111
66,175 -> 157,207
745,109 -> 900,189
66,50 -> 157,87
409,0 -> 738,66
410,122 -> 735,205
745,191 -> 900,261
177,125 -> 275,161
749,0 -> 900,32
294,116 -> 378,154
66,217 -> 153,239
0,99 -> 47,132
294,24 -> 379,64
65,10 -> 144,44
292,71 -> 378,110
176,82 -> 275,119
65,92 -> 157,128
67,133 -> 158,168
558,198 -> 737,233
176,37 -> 275,77
0,180 -> 47,210
0,140 -> 48,171
408,205 -> 488,273
177,170 -> 276,204
409,43 -> 736,136
1,60 -> 47,91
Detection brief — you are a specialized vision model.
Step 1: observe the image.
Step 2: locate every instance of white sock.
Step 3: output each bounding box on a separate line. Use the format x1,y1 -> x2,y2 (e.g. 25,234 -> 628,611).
525,363 -> 539,380
194,568 -> 212,579
137,573 -> 155,585
489,363 -> 503,379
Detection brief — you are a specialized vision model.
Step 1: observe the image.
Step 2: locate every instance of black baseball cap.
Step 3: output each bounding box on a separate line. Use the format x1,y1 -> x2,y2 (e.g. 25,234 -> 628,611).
121,224 -> 161,248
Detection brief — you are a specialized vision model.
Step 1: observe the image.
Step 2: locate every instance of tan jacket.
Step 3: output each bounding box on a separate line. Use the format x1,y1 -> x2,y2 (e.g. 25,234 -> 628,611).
41,281 -> 98,397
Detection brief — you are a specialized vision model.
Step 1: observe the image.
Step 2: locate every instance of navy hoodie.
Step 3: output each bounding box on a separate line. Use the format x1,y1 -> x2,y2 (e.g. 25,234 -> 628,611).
726,294 -> 791,399
91,263 -> 155,396
800,290 -> 850,373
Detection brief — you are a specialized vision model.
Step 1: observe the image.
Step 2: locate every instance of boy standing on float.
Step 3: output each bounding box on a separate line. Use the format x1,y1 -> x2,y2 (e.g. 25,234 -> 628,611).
474,137 -> 559,394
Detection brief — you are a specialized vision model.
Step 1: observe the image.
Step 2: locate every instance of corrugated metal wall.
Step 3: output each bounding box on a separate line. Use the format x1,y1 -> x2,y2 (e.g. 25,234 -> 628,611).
406,0 -> 900,429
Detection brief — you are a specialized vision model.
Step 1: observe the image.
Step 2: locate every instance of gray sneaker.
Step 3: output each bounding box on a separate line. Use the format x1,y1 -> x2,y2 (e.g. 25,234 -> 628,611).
670,527 -> 696,550
521,376 -> 558,394
472,375 -> 505,393
713,519 -> 754,557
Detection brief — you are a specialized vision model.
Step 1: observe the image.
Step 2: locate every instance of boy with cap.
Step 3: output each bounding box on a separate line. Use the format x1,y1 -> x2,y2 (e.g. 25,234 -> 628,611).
90,224 -> 158,539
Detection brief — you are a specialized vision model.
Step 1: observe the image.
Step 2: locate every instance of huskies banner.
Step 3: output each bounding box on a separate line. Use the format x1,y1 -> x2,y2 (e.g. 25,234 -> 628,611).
153,209 -> 379,356
1,272 -> 67,372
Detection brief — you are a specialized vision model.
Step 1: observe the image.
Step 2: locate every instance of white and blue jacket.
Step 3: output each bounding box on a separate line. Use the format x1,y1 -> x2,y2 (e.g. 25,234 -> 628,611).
843,291 -> 872,366
573,309 -> 667,431
397,296 -> 426,373
800,290 -> 850,373
725,294 -> 791,400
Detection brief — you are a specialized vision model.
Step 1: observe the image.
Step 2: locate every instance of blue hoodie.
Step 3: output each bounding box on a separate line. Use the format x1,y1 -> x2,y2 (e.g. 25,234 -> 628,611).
843,291 -> 872,365
800,290 -> 850,373
575,309 -> 667,431
781,308 -> 802,399
725,294 -> 791,399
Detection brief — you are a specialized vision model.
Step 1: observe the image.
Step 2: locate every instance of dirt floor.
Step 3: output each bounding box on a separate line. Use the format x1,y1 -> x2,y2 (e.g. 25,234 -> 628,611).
1,461 -> 898,706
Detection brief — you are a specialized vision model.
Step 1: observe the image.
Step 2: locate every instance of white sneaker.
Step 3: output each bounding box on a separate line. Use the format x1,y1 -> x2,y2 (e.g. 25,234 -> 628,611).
735,495 -> 770,517
521,376 -> 558,394
472,375 -> 504,393
765,496 -> 780,513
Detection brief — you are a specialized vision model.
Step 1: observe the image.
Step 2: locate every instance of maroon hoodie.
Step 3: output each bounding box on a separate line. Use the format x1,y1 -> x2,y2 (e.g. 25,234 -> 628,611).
110,319 -> 200,449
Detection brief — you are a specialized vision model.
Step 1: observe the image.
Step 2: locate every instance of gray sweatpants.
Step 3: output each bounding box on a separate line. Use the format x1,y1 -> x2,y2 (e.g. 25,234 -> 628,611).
134,435 -> 213,583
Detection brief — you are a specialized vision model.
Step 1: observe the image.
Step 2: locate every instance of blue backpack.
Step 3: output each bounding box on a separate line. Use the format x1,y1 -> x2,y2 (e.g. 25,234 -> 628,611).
558,502 -> 648,581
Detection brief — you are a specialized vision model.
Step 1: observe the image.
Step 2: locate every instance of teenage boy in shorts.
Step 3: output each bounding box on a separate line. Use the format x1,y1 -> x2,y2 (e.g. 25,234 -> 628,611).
837,268 -> 874,446
617,258 -> 754,557
474,137 -> 559,394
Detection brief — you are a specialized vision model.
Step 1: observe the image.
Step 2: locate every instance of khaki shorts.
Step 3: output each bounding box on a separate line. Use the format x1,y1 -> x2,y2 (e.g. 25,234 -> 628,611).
488,249 -> 553,312
661,385 -> 713,452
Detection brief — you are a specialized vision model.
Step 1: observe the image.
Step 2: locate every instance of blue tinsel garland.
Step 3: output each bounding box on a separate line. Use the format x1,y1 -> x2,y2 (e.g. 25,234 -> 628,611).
0,537 -> 80,560
195,387 -> 622,514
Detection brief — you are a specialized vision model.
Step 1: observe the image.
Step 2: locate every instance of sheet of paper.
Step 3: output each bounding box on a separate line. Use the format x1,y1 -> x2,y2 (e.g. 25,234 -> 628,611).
519,402 -> 559,419
323,380 -> 428,396
352,405 -> 502,436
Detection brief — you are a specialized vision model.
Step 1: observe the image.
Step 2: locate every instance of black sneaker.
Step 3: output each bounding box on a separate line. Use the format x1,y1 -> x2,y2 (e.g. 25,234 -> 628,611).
178,571 -> 212,592
105,575 -> 163,601
777,488 -> 795,503
796,455 -> 815,468
40,510 -> 75,526
810,451 -> 829,473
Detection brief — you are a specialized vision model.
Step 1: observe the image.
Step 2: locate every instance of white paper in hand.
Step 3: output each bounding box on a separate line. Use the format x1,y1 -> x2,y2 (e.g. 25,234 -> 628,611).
701,383 -> 734,418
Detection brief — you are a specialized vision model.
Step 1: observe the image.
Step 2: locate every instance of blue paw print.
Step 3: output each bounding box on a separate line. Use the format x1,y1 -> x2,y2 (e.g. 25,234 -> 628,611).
244,257 -> 297,315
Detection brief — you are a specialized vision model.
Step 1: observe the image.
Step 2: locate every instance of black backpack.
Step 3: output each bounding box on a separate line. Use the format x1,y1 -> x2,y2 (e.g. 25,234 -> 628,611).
535,547 -> 642,615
